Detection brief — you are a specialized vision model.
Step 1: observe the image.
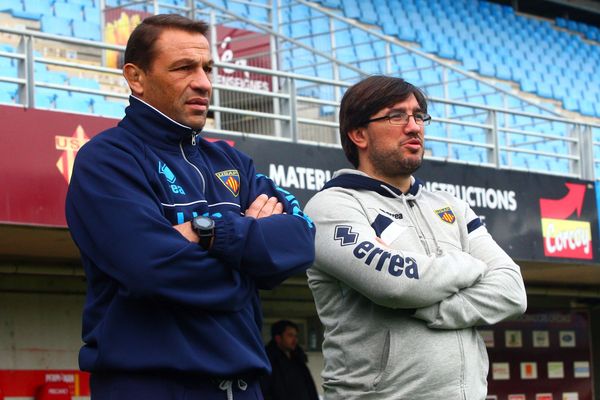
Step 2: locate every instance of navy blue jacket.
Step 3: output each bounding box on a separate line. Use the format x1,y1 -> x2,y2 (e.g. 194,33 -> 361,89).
66,96 -> 315,377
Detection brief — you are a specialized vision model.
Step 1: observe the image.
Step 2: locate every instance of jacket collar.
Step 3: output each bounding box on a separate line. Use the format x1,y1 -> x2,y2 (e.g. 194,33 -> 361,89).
322,169 -> 424,198
118,96 -> 200,150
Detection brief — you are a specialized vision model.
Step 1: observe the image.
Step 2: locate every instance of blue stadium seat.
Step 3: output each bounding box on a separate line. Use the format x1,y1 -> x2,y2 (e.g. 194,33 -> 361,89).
55,94 -> 92,114
35,87 -> 59,109
321,0 -> 341,7
23,0 -> 52,15
54,2 -> 83,20
83,5 -> 101,24
0,0 -> 21,12
93,100 -> 126,118
72,20 -> 101,41
69,77 -> 100,89
311,18 -> 329,35
11,9 -> 43,20
580,100 -> 596,116
563,98 -> 579,112
41,15 -> 73,36
427,141 -> 449,158
342,0 -> 360,19
535,82 -> 553,99
0,82 -> 19,103
248,6 -> 268,22
0,56 -> 18,78
228,1 -> 248,17
37,70 -> 68,84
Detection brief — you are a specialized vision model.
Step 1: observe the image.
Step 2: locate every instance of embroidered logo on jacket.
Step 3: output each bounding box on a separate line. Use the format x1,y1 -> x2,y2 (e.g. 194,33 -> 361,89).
435,207 -> 456,224
334,225 -> 359,246
216,170 -> 240,197
159,161 -> 185,195
379,209 -> 403,219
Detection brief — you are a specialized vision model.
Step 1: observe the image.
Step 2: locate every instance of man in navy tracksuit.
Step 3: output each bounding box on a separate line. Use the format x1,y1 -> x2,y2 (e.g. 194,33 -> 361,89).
65,14 -> 315,399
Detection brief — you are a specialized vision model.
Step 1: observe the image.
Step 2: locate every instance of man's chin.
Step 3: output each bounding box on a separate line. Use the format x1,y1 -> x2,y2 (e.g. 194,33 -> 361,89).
186,117 -> 207,131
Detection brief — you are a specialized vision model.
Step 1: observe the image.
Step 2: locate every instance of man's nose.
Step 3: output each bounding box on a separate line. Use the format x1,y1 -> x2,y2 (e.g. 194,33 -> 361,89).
191,69 -> 212,92
404,115 -> 421,131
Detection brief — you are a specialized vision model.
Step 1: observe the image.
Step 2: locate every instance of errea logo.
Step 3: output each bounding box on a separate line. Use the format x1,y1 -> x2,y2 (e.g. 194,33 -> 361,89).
334,225 -> 359,246
159,161 -> 186,195
334,225 -> 419,279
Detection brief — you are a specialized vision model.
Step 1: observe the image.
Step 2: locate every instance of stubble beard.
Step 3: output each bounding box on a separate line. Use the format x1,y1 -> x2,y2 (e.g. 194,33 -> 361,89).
369,145 -> 424,180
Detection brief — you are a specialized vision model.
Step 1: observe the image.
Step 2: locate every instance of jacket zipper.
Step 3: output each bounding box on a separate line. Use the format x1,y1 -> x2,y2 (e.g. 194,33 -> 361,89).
179,132 -> 206,193
404,199 -> 432,255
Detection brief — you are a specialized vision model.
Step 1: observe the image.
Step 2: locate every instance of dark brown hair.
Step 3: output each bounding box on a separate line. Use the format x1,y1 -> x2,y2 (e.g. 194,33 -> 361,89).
271,320 -> 298,339
339,75 -> 427,167
124,14 -> 209,71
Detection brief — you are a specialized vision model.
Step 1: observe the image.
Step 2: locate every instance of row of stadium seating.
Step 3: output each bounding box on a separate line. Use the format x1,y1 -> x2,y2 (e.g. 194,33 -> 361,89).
0,0 -> 101,41
0,0 -> 597,177
307,0 -> 600,118
0,43 -> 126,117
557,16 -> 600,42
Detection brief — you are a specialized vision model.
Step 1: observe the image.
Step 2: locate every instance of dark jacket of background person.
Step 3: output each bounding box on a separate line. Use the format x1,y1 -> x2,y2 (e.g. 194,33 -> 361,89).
261,340 -> 319,400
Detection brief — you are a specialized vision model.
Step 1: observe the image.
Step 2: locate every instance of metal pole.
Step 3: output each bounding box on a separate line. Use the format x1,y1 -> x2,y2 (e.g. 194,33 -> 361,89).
271,0 -> 282,137
289,78 -> 298,142
25,35 -> 34,108
209,10 -> 222,131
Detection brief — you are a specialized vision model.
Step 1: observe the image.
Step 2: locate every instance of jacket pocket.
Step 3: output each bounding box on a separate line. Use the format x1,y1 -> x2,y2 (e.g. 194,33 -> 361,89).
372,330 -> 392,388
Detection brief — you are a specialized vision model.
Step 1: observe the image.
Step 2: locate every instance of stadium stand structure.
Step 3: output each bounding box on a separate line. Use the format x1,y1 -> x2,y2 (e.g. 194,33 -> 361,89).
0,0 -> 599,178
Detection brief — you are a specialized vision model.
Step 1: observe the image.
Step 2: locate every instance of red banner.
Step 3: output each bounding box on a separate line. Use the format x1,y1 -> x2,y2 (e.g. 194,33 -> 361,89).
215,26 -> 272,91
540,183 -> 593,260
0,105 -> 117,227
0,370 -> 90,397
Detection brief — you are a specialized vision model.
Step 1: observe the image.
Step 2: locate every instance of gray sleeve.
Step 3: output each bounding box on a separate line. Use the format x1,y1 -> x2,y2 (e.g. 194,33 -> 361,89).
306,190 -> 489,309
413,207 -> 527,328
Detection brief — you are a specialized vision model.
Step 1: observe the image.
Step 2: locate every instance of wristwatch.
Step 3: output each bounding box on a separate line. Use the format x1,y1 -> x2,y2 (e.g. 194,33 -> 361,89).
191,216 -> 215,250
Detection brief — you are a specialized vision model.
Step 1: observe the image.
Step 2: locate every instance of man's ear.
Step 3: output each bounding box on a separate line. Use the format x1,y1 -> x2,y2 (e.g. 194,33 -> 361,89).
347,127 -> 368,150
123,63 -> 145,96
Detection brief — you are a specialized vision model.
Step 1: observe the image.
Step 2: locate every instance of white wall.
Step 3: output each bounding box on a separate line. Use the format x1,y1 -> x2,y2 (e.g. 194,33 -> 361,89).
0,292 -> 83,369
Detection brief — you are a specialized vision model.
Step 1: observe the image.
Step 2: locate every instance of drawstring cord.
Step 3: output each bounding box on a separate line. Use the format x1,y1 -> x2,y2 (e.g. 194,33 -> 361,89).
218,379 -> 248,400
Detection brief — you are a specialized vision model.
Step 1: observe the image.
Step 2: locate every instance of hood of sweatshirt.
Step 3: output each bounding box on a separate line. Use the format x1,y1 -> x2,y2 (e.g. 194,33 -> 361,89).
322,169 -> 424,199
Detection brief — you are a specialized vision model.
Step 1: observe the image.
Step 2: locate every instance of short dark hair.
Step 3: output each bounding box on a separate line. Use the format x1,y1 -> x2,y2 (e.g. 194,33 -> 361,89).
124,14 -> 209,71
271,320 -> 298,340
339,75 -> 428,168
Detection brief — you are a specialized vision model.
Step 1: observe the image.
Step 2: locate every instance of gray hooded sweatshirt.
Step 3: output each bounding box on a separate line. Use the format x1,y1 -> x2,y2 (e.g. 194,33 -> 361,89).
305,169 -> 527,400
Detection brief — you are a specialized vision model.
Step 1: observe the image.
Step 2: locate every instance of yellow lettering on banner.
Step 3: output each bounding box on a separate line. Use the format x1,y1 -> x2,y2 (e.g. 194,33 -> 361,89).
55,125 -> 90,183
55,135 -> 89,151
541,218 -> 591,255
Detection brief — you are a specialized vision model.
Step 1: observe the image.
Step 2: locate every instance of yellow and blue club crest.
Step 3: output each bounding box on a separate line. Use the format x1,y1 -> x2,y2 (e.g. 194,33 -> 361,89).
216,170 -> 240,197
435,206 -> 456,224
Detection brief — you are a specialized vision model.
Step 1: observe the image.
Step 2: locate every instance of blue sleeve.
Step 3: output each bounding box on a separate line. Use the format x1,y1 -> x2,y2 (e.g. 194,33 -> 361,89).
66,139 -> 254,312
209,158 -> 316,289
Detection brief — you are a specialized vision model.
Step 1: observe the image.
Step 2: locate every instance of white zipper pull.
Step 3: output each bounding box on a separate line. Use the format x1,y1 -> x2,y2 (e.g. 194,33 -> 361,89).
191,133 -> 197,146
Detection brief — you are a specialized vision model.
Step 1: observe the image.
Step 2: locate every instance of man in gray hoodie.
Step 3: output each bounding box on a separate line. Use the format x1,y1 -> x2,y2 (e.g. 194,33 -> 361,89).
305,75 -> 527,400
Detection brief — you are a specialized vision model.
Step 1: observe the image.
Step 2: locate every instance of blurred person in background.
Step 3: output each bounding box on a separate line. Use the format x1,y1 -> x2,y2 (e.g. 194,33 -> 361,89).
261,320 -> 319,400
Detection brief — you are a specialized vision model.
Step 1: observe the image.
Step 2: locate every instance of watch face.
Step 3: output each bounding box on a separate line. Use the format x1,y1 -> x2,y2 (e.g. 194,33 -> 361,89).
194,216 -> 214,230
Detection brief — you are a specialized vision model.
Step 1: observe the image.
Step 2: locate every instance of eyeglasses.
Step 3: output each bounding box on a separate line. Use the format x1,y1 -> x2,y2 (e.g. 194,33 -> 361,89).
366,112 -> 432,126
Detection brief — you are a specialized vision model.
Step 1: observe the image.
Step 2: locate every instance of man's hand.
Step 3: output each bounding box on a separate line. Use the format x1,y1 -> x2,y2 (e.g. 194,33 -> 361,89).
173,221 -> 199,243
245,194 -> 284,219
174,194 -> 283,242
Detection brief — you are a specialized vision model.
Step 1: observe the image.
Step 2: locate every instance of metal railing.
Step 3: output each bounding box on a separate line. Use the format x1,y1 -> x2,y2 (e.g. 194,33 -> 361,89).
1,0 -> 600,180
